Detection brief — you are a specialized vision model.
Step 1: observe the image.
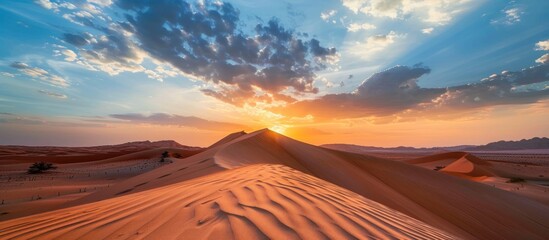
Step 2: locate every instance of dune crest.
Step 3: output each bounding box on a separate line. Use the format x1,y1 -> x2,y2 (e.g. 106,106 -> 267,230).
440,153 -> 494,179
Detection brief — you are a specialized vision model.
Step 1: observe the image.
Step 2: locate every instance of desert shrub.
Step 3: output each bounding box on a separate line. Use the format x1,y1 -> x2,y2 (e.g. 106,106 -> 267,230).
160,151 -> 169,162
434,166 -> 445,171
27,162 -> 57,174
506,177 -> 525,183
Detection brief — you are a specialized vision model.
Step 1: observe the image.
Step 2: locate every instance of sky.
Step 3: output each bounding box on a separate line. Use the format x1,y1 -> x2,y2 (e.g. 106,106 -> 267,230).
0,0 -> 548,147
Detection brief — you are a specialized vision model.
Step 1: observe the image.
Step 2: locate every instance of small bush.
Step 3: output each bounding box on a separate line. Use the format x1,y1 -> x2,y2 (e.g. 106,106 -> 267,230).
27,162 -> 57,174
506,177 -> 525,183
434,166 -> 445,171
160,151 -> 169,162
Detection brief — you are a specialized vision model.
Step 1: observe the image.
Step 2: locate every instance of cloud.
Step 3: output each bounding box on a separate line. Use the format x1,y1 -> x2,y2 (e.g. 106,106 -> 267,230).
341,0 -> 364,13
491,7 -> 523,25
341,0 -> 471,25
0,113 -> 104,127
10,62 -> 68,87
348,31 -> 405,57
63,33 -> 90,46
114,0 -> 337,105
35,0 -> 56,10
0,114 -> 44,125
38,90 -> 68,99
320,10 -> 337,21
61,49 -> 77,61
62,11 -> 96,26
1,72 -> 15,78
430,64 -> 549,110
64,29 -> 146,75
56,0 -> 337,105
35,0 -> 76,12
422,27 -> 434,34
536,54 -> 549,64
109,113 -> 245,131
347,23 -> 376,32
534,39 -> 549,64
536,40 -> 549,51
88,0 -> 112,7
278,65 -> 441,118
10,62 -> 29,69
503,8 -> 521,24
276,63 -> 549,119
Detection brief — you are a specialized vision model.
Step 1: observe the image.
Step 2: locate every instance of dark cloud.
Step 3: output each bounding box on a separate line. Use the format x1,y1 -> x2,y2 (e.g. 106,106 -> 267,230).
278,63 -> 549,119
96,0 -> 336,105
63,33 -> 89,47
64,27 -> 144,75
432,64 -> 549,109
278,65 -> 443,118
10,62 -> 29,69
109,113 -> 245,131
38,90 -> 68,99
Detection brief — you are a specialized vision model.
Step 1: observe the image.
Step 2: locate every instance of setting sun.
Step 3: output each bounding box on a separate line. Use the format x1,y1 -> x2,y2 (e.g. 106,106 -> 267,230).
270,125 -> 287,134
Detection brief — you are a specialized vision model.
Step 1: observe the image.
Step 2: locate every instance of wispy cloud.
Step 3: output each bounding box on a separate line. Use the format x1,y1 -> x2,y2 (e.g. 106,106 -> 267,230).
38,90 -> 67,99
421,27 -> 434,34
346,31 -> 405,58
1,72 -> 15,78
10,61 -> 68,87
108,113 -> 245,131
0,113 -> 103,127
341,0 -> 471,25
320,9 -> 337,22
535,39 -> 549,64
346,23 -> 376,32
491,6 -> 523,25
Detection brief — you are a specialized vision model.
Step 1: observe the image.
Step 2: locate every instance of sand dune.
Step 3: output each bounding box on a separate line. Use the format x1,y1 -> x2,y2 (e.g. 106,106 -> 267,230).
439,153 -> 494,179
0,140 -> 201,164
2,129 -> 549,239
406,152 -> 494,179
405,151 -> 472,164
0,146 -> 201,221
405,151 -> 549,205
207,131 -> 247,149
0,164 -> 456,240
53,129 -> 549,239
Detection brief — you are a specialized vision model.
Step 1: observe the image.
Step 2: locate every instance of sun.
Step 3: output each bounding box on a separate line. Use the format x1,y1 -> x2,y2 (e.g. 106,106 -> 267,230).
270,125 -> 287,134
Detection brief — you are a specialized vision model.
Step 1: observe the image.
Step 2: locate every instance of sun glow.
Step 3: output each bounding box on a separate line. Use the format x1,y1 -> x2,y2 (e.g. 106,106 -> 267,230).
270,125 -> 287,134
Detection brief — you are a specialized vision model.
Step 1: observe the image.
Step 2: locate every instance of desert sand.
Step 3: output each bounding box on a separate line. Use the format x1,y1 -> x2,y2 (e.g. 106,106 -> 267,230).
0,142 -> 202,220
1,129 -> 549,239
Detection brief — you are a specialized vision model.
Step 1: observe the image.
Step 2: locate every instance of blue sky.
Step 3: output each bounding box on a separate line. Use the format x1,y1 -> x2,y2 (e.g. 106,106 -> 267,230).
0,0 -> 548,146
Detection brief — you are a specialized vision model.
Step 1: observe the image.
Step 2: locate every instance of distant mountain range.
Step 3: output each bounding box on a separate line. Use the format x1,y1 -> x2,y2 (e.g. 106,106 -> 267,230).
322,137 -> 549,152
116,140 -> 199,149
466,137 -> 549,151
